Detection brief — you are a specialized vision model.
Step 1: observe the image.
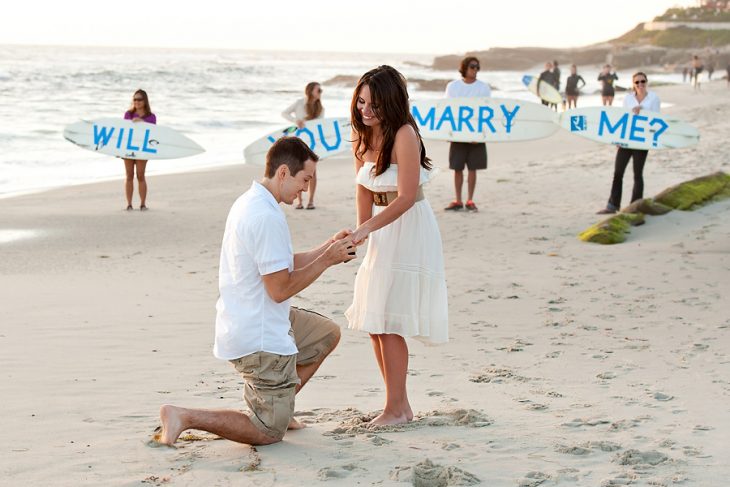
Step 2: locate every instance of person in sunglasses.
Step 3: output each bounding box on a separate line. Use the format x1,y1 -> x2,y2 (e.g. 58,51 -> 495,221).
443,57 -> 491,212
597,72 -> 660,215
123,89 -> 156,211
282,82 -> 325,209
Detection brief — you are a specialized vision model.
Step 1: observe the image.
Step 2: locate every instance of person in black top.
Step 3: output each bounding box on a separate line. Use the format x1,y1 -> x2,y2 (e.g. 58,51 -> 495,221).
537,61 -> 558,110
565,64 -> 586,109
598,64 -> 618,106
552,60 -> 562,111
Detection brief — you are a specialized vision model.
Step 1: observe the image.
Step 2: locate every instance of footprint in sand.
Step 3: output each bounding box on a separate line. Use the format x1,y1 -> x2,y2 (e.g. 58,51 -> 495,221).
517,471 -> 550,487
317,464 -> 365,481
390,459 -> 480,486
613,449 -> 669,466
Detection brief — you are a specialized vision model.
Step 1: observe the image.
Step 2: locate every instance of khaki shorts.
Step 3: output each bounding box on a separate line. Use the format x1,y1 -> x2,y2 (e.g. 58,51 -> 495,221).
230,307 -> 340,440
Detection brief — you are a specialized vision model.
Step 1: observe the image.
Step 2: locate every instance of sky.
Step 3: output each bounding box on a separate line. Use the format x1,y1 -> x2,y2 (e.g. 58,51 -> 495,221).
1,0 -> 698,54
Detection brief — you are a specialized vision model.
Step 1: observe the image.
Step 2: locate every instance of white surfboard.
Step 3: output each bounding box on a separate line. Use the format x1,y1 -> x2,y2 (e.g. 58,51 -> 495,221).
522,75 -> 562,105
244,117 -> 351,166
63,118 -> 205,160
411,97 -> 559,143
558,106 -> 700,150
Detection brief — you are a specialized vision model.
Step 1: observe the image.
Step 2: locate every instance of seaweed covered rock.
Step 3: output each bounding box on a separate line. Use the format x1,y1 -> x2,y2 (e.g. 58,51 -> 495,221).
654,171 -> 730,210
578,213 -> 646,245
622,197 -> 673,215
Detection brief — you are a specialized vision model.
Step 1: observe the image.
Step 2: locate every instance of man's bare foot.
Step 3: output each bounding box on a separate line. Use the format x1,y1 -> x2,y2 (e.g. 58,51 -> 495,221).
158,405 -> 187,445
368,411 -> 409,427
287,417 -> 306,430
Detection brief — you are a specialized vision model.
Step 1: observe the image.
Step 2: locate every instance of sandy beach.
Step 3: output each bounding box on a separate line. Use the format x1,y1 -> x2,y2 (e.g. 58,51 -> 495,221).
1,80 -> 728,486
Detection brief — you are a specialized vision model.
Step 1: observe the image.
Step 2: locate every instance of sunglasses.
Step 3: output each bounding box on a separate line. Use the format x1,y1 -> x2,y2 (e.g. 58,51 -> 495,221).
468,64 -> 480,70
133,98 -> 144,101
634,79 -> 647,85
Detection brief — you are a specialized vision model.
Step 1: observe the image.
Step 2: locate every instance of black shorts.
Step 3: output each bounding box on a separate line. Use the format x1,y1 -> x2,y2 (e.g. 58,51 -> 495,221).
449,142 -> 487,171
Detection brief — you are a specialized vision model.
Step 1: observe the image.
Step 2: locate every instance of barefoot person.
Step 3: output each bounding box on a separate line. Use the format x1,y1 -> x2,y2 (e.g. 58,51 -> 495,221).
345,66 -> 449,426
282,82 -> 325,210
123,89 -> 156,211
158,137 -> 355,446
598,64 -> 618,106
565,64 -> 586,109
597,72 -> 661,214
443,56 -> 491,212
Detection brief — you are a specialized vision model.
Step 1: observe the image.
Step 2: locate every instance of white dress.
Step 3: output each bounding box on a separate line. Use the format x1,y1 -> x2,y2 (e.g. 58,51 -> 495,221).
345,162 -> 449,344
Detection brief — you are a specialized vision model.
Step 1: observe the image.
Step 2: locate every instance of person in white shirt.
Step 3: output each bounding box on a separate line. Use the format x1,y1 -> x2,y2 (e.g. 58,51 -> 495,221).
282,82 -> 325,209
157,137 -> 355,446
598,72 -> 661,214
443,57 -> 491,212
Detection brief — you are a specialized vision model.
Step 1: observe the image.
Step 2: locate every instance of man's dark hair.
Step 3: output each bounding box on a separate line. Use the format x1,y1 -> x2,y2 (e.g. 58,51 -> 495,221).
265,137 -> 318,178
459,56 -> 480,78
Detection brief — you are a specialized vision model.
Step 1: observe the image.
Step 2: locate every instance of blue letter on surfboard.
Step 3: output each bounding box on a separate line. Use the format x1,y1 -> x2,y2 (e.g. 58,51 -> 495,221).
318,121 -> 341,152
142,129 -> 158,154
412,106 -> 436,130
93,125 -> 115,148
598,111 -> 629,139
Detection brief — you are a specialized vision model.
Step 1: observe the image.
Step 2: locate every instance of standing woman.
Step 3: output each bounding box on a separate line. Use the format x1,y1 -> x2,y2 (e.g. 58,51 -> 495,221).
565,64 -> 586,109
597,72 -> 660,214
345,66 -> 449,426
123,89 -> 156,211
598,64 -> 618,106
282,82 -> 324,209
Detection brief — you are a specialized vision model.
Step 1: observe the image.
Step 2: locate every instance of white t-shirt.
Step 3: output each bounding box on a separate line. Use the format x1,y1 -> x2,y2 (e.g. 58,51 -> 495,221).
281,98 -> 325,123
444,79 -> 492,98
623,91 -> 661,113
214,181 -> 296,360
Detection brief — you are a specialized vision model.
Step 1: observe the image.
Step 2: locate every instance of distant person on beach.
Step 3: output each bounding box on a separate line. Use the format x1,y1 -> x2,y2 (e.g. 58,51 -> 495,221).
553,60 -> 562,111
443,56 -> 491,212
346,65 -> 448,426
282,82 -> 325,209
123,89 -> 156,211
682,66 -> 689,83
726,64 -> 730,87
691,55 -> 703,91
537,61 -> 558,110
707,61 -> 715,81
565,64 -> 586,109
598,64 -> 618,106
156,137 -> 355,446
597,72 -> 660,215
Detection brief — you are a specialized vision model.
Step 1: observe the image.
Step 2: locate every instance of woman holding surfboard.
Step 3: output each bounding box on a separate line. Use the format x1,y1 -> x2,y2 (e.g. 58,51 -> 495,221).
345,65 -> 448,426
282,82 -> 325,209
597,72 -> 661,215
123,89 -> 156,211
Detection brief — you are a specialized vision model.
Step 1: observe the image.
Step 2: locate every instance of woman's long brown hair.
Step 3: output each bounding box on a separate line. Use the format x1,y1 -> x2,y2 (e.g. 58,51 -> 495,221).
350,65 -> 431,177
304,82 -> 323,120
126,89 -> 152,117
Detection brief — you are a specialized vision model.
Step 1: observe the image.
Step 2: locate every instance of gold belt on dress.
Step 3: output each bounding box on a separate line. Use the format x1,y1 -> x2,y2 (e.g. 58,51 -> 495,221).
372,187 -> 424,207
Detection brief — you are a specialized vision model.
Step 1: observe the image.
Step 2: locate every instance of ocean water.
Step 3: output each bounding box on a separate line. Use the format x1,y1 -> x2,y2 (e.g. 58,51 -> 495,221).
0,45 -> 684,198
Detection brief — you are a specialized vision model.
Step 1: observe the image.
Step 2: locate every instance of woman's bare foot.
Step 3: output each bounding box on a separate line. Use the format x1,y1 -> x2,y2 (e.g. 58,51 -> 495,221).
158,405 -> 187,445
287,417 -> 306,430
368,410 -> 409,427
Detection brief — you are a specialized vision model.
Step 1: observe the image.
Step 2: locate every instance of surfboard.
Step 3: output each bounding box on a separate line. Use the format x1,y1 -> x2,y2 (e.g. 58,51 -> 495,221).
522,75 -> 562,105
411,97 -> 559,143
243,117 -> 351,166
63,118 -> 205,160
558,106 -> 700,150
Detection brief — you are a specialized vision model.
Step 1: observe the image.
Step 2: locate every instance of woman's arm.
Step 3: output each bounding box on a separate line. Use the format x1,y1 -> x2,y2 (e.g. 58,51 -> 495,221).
350,125 -> 420,245
352,131 -> 373,228
281,100 -> 300,123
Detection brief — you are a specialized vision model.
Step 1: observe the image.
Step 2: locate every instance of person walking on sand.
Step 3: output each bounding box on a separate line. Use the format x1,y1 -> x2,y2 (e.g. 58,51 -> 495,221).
156,137 -> 355,447
443,56 -> 491,212
345,65 -> 449,426
598,64 -> 618,106
552,60 -> 562,111
691,55 -> 704,91
123,89 -> 156,211
565,64 -> 586,109
282,82 -> 325,209
597,72 -> 660,215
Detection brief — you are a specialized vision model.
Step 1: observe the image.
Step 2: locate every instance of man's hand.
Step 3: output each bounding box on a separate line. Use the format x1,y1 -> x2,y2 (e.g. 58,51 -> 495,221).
323,237 -> 355,265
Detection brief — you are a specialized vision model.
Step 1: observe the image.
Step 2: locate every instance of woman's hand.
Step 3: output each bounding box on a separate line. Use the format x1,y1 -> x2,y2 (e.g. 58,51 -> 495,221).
296,120 -> 305,129
330,228 -> 353,242
632,106 -> 642,115
350,225 -> 371,246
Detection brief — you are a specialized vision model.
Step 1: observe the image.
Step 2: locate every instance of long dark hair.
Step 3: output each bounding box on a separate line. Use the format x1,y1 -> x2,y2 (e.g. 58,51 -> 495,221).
126,89 -> 152,117
304,82 -> 323,120
350,65 -> 431,177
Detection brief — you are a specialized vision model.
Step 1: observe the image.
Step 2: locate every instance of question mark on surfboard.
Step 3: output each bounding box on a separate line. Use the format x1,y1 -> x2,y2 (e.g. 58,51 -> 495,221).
650,118 -> 669,147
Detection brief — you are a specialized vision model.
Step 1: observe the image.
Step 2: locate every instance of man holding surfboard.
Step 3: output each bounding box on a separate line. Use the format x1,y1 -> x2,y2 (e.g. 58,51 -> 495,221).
444,56 -> 491,212
156,137 -> 355,447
